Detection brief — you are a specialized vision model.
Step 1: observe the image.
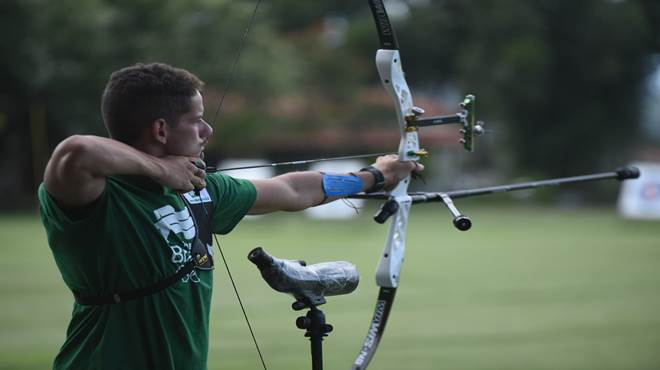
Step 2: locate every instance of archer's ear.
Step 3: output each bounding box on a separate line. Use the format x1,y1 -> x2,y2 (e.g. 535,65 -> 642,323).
151,118 -> 169,145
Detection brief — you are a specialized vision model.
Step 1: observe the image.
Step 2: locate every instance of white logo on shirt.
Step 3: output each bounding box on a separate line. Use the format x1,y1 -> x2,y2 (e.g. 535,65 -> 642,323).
153,205 -> 200,283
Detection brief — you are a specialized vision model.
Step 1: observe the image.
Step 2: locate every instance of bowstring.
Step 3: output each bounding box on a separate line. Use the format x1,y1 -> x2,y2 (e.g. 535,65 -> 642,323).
198,190 -> 268,370
211,0 -> 263,126
206,0 -> 268,369
214,233 -> 268,370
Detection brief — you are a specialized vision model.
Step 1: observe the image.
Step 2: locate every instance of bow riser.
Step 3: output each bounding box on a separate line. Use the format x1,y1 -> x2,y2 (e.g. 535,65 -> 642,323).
373,49 -> 417,288
375,49 -> 418,162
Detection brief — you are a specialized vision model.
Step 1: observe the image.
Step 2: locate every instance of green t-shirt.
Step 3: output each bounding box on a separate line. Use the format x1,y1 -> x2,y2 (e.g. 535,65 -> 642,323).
38,173 -> 256,370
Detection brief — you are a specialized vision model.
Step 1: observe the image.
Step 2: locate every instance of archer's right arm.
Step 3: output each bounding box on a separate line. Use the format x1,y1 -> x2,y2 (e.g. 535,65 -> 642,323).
43,135 -> 205,207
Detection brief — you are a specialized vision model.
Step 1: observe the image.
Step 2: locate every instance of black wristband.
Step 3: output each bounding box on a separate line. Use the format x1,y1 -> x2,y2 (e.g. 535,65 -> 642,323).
360,166 -> 385,193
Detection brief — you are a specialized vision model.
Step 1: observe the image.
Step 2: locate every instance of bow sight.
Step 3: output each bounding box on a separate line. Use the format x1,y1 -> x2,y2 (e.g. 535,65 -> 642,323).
404,94 -> 484,152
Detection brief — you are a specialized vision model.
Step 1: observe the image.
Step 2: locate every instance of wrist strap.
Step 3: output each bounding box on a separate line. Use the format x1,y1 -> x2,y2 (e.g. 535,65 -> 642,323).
360,166 -> 385,193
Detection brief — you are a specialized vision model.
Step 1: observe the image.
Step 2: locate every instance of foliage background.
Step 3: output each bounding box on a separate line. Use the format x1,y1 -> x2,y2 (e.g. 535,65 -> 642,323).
1,0 -> 659,208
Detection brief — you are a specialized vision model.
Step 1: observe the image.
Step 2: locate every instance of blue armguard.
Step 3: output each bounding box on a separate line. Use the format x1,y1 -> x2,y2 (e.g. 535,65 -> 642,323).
322,174 -> 364,197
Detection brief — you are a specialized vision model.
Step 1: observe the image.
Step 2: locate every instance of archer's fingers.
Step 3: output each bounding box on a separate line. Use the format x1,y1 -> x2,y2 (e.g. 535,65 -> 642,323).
190,158 -> 207,170
193,166 -> 206,178
173,182 -> 195,194
412,162 -> 425,173
186,179 -> 206,193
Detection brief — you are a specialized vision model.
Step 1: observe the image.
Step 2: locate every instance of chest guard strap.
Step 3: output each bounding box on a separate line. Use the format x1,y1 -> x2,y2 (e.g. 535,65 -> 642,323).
74,190 -> 214,305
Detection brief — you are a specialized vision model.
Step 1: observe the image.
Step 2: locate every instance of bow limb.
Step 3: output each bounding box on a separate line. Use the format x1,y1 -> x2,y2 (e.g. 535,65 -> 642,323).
352,1 -> 419,368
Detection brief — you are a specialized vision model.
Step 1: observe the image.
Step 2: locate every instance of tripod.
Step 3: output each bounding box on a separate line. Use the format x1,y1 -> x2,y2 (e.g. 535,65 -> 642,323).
294,302 -> 333,370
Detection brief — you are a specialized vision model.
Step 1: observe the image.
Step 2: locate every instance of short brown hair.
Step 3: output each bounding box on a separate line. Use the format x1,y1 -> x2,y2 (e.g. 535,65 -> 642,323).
101,63 -> 204,144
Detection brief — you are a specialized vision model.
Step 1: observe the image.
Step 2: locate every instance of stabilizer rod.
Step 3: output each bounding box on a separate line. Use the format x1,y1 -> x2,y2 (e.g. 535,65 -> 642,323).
351,166 -> 639,203
410,166 -> 640,202
350,166 -> 640,231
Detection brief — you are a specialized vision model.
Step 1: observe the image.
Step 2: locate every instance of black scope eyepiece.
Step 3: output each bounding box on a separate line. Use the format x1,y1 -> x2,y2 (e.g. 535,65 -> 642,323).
248,247 -> 274,270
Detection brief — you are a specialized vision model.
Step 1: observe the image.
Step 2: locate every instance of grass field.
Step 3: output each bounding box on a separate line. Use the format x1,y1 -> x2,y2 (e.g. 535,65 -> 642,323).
1,202 -> 659,370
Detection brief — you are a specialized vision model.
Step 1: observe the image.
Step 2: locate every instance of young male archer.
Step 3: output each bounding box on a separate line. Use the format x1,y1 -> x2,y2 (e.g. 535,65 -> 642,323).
39,62 -> 422,369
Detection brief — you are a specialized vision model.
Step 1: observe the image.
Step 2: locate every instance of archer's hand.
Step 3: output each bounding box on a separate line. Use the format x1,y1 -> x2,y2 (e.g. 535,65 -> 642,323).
373,154 -> 424,191
154,156 -> 207,193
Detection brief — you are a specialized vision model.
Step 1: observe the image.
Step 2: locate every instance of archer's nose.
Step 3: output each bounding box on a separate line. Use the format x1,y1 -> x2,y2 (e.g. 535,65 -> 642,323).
201,119 -> 213,139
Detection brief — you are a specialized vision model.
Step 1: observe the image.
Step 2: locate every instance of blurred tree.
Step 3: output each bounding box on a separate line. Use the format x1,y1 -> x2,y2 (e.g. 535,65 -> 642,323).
0,0 -> 658,207
397,0 -> 652,180
0,0 -> 295,207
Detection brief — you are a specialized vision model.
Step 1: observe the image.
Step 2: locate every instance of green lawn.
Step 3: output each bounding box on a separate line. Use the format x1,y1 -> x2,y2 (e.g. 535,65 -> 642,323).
1,203 -> 659,370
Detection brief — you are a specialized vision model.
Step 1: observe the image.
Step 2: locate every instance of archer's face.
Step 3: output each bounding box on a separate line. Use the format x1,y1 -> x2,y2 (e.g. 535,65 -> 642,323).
164,90 -> 212,158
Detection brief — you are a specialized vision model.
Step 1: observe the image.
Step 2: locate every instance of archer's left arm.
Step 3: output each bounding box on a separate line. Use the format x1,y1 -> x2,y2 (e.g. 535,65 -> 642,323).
247,155 -> 421,214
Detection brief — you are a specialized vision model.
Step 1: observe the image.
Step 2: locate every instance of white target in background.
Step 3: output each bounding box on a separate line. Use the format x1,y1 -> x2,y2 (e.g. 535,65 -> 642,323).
217,159 -> 275,220
618,162 -> 660,220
